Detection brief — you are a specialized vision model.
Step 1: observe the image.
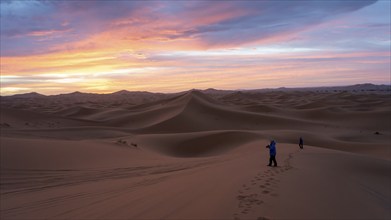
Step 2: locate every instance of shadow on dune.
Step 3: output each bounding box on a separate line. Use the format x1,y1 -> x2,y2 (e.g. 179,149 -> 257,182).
138,131 -> 260,157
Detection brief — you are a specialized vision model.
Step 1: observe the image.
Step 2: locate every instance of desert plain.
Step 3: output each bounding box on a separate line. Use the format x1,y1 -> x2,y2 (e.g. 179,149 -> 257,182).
1,84 -> 390,220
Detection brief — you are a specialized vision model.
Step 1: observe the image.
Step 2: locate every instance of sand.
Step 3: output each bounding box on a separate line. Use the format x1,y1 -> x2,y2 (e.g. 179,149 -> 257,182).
1,87 -> 390,219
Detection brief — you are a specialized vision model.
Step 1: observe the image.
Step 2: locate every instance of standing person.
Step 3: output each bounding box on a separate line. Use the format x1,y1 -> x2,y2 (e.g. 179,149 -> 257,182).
266,140 -> 277,167
299,137 -> 304,149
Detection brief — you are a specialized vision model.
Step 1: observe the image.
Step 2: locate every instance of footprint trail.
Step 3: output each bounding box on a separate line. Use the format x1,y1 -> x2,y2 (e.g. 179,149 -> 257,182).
233,151 -> 295,220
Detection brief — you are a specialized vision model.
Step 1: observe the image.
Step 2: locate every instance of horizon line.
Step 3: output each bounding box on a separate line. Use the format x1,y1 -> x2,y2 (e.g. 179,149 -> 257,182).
2,83 -> 390,97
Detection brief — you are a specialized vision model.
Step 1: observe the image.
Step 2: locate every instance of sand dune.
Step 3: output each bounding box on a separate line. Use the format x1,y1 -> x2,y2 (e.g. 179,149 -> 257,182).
1,140 -> 389,219
1,86 -> 390,219
0,107 -> 95,129
135,130 -> 260,157
140,91 -> 325,133
54,105 -> 105,118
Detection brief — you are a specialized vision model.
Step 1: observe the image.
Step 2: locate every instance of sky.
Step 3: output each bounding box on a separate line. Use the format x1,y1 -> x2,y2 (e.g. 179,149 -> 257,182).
0,0 -> 390,95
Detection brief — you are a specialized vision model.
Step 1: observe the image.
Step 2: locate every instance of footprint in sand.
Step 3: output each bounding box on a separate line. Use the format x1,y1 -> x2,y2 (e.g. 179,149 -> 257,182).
262,190 -> 270,194
234,151 -> 296,219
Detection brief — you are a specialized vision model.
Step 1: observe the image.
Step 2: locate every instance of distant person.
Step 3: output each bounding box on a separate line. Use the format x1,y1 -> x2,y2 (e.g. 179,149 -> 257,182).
266,140 -> 277,167
299,137 -> 304,149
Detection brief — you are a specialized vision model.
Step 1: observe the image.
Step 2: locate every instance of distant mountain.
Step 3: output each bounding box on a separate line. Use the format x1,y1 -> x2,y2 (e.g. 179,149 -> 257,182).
246,84 -> 391,93
110,90 -> 164,96
344,83 -> 391,91
111,90 -> 132,96
2,84 -> 389,99
6,92 -> 46,99
57,91 -> 97,96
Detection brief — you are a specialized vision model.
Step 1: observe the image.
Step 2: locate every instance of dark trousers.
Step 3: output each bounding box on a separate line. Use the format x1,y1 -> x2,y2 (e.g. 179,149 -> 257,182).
269,155 -> 277,166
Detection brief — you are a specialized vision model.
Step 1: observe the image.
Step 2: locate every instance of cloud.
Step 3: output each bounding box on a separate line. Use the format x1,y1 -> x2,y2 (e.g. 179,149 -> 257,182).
179,0 -> 379,47
1,0 -> 378,56
2,45 -> 388,95
0,0 -> 145,56
1,0 -> 389,95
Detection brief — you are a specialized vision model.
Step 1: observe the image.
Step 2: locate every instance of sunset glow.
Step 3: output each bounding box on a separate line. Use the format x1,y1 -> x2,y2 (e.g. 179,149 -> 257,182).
1,0 -> 390,95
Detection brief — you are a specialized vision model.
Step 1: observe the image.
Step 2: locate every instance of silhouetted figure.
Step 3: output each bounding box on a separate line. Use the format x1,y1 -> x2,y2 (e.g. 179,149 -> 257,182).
266,140 -> 277,167
299,137 -> 304,149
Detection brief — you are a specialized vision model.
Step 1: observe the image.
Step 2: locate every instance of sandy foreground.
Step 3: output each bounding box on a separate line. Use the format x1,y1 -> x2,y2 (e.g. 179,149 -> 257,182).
1,89 -> 390,219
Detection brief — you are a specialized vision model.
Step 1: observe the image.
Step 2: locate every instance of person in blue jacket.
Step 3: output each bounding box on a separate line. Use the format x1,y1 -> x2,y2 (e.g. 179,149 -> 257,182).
299,137 -> 304,149
266,140 -> 277,167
